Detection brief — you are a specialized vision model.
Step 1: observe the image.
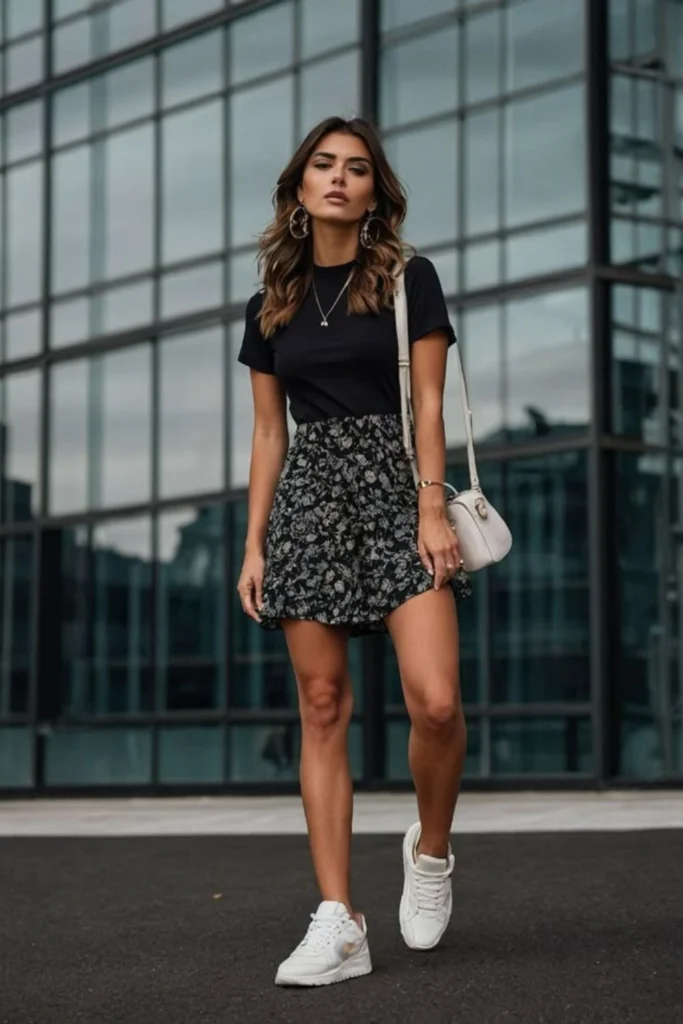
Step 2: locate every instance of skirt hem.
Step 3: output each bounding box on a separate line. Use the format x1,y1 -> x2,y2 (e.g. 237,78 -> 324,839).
256,574 -> 467,637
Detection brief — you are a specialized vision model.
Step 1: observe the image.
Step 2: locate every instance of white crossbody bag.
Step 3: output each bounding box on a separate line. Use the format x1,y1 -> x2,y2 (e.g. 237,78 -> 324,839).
394,267 -> 512,572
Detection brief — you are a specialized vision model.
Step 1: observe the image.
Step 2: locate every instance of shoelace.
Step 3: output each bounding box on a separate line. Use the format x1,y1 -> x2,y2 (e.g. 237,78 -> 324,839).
298,914 -> 346,953
413,870 -> 450,917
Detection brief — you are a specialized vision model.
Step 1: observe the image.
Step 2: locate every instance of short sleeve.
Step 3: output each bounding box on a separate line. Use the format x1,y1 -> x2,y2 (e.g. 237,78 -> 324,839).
237,292 -> 275,375
404,256 -> 456,347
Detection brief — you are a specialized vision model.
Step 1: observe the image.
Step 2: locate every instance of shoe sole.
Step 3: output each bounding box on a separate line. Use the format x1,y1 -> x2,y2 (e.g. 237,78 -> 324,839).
275,944 -> 373,987
399,824 -> 452,951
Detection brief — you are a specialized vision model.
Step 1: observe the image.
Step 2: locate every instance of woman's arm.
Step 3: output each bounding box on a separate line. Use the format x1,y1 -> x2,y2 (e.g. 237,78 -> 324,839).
237,370 -> 289,620
411,331 -> 461,589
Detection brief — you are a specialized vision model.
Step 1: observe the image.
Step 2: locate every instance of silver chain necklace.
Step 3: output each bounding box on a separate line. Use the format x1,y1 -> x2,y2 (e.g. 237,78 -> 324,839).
311,269 -> 354,327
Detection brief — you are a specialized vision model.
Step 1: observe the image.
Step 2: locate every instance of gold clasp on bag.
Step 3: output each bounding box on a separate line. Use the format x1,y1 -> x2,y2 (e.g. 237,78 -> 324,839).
475,497 -> 488,519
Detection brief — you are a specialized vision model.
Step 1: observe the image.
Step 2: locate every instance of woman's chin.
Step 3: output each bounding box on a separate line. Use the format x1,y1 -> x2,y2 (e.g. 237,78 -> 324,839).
312,210 -> 359,229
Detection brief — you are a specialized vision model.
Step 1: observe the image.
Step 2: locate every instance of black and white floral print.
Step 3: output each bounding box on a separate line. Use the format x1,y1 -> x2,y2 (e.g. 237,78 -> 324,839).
258,413 -> 471,637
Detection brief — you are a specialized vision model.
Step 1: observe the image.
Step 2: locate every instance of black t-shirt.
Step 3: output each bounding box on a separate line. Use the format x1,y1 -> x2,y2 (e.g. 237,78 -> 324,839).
237,255 -> 455,425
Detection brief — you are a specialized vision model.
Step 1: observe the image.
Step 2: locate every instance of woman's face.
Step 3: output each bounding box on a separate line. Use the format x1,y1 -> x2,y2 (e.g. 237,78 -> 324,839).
297,131 -> 376,226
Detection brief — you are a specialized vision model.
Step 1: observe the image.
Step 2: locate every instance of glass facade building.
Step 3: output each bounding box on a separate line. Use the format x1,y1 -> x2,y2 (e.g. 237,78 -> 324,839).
0,0 -> 681,793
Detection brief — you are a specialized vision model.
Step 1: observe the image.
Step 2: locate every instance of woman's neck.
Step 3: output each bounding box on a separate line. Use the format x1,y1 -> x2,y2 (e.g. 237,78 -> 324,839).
311,221 -> 359,267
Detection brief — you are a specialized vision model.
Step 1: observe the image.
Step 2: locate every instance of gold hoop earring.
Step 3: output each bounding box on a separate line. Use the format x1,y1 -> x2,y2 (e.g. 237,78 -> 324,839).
289,204 -> 309,240
360,213 -> 381,249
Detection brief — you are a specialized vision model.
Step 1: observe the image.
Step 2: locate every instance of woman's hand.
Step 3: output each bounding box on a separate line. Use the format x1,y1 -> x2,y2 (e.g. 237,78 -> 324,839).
237,549 -> 266,622
418,510 -> 462,591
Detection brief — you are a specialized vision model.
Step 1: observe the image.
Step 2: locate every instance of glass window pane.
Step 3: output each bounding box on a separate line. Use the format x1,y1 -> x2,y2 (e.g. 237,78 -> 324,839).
381,0 -> 456,32
230,2 -> 294,85
7,38 -> 43,91
7,101 -> 43,163
158,506 -> 226,712
301,51 -> 360,136
50,358 -> 88,514
7,163 -> 43,306
161,262 -> 223,318
381,29 -> 458,129
50,297 -> 90,348
162,31 -> 222,109
162,100 -> 224,263
507,0 -> 583,92
55,0 -> 90,17
0,539 -> 34,720
53,17 -> 91,74
229,250 -> 259,301
465,109 -> 500,236
611,284 -> 668,443
54,83 -> 90,146
104,59 -> 154,129
104,125 -> 154,279
162,0 -> 223,31
386,121 -> 457,247
506,84 -> 585,228
46,728 -> 152,785
159,328 -> 224,498
492,718 -> 592,774
506,288 -> 589,436
6,309 -> 41,361
90,517 -> 153,714
230,78 -> 293,247
100,281 -> 153,335
52,146 -> 91,294
491,452 -> 591,705
461,306 -> 503,442
106,0 -> 155,53
0,727 -> 32,787
159,726 -> 224,783
100,346 -> 152,508
506,221 -> 587,281
1,370 -> 40,523
465,9 -> 500,105
301,0 -> 359,58
667,0 -> 683,78
7,0 -> 43,38
464,240 -> 500,291
229,326 -> 256,488
615,451 -> 680,780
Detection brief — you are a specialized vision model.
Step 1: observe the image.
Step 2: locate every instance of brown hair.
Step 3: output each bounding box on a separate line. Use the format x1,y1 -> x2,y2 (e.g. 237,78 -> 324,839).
256,116 -> 411,339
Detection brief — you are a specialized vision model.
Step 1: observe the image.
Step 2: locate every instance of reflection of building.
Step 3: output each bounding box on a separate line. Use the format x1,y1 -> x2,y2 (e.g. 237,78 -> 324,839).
0,0 -> 681,792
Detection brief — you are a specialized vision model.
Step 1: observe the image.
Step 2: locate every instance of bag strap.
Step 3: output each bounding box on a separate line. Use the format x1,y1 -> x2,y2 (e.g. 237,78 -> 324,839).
394,266 -> 481,492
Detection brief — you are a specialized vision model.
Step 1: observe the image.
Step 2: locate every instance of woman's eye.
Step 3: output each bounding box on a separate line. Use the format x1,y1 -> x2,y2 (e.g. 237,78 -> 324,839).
350,166 -> 367,176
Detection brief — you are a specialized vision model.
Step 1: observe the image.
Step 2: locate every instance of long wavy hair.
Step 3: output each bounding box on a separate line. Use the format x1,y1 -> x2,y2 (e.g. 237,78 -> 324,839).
257,117 -> 411,339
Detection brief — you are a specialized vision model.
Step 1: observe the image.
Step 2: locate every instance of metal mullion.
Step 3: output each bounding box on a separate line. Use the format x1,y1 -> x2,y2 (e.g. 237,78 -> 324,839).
150,19 -> 163,786
222,14 -> 232,781
586,0 -> 614,784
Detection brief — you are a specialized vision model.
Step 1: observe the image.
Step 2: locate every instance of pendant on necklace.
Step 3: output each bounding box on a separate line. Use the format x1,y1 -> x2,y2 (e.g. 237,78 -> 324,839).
321,320 -> 328,327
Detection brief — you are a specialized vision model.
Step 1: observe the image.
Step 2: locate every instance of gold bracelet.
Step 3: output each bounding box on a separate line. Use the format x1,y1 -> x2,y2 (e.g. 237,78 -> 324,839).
417,479 -> 446,490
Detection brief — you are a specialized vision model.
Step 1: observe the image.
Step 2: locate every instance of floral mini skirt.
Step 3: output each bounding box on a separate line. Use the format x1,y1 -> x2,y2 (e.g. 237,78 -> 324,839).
258,412 -> 471,637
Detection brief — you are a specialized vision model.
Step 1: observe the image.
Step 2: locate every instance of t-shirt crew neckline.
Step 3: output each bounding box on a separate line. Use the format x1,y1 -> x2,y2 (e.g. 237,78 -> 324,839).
312,259 -> 357,276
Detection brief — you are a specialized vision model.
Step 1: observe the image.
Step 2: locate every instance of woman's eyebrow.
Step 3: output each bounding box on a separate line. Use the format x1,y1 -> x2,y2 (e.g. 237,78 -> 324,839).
312,150 -> 372,165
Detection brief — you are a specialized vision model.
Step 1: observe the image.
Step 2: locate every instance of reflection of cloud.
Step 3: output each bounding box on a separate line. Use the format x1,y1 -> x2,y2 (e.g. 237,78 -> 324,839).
49,330 -> 227,515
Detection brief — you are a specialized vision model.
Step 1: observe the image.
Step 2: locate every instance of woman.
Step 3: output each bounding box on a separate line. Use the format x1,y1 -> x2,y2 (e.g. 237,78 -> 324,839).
237,116 -> 470,987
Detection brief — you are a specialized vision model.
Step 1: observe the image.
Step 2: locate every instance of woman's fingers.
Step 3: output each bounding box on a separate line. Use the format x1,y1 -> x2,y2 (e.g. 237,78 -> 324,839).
238,577 -> 261,622
418,539 -> 434,577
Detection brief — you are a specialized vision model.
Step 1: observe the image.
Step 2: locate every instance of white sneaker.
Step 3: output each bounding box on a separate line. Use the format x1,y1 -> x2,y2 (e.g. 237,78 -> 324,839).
399,821 -> 454,950
275,900 -> 372,987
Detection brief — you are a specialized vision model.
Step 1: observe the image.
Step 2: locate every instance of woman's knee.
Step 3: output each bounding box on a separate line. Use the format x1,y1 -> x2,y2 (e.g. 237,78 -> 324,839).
408,679 -> 462,734
298,675 -> 352,737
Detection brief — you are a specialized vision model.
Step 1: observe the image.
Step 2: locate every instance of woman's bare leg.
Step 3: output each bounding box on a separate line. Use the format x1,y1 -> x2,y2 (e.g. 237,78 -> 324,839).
385,587 -> 465,858
282,619 -> 358,919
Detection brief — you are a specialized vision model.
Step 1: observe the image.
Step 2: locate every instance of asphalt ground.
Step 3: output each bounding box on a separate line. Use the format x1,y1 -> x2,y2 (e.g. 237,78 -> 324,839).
1,831 -> 681,1024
